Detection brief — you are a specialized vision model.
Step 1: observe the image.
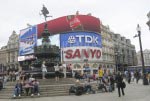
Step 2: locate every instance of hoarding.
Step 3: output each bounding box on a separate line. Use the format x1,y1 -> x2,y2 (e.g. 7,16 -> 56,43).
37,15 -> 101,38
60,31 -> 102,62
18,14 -> 101,59
19,26 -> 37,56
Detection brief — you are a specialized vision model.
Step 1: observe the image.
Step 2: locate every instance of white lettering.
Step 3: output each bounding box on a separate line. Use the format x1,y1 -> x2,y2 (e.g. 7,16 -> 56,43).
92,36 -> 98,44
85,35 -> 92,43
76,35 -> 84,43
68,35 -> 98,44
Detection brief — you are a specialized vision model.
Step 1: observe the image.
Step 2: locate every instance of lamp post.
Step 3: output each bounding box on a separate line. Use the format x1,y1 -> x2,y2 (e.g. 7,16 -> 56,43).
135,24 -> 146,85
115,51 -> 121,73
115,52 -> 118,73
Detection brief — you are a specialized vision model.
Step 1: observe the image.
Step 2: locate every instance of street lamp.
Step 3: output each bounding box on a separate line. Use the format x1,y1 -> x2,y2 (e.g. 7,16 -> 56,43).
134,24 -> 146,85
115,52 -> 118,73
115,51 -> 122,73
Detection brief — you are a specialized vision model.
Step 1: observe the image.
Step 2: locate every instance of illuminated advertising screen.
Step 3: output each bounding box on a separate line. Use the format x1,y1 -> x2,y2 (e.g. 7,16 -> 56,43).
19,26 -> 37,56
37,15 -> 101,38
60,31 -> 102,62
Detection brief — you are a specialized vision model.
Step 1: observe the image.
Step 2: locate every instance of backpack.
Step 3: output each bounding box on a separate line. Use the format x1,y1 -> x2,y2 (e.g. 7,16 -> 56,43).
121,82 -> 126,88
69,86 -> 76,94
75,86 -> 83,96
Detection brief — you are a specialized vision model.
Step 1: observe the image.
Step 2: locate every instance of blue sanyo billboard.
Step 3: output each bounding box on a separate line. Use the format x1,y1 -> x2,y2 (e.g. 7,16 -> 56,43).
19,26 -> 37,56
60,31 -> 102,62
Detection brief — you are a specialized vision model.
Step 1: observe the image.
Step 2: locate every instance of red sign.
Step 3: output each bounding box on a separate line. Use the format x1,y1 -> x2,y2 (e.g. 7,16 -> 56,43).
37,15 -> 101,38
66,15 -> 82,30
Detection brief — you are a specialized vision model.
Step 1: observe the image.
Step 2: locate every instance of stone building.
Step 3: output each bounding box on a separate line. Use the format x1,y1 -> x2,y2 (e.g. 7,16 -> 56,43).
100,25 -> 115,72
6,31 -> 19,71
0,46 -> 7,72
112,33 -> 137,71
137,49 -> 150,66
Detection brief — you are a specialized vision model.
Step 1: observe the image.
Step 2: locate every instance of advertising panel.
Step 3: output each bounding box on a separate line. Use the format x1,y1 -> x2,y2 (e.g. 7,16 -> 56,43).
60,31 -> 102,62
37,15 -> 101,38
19,26 -> 37,56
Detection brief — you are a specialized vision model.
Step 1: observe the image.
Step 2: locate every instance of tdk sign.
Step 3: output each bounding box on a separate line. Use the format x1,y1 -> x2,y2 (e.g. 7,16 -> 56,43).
68,35 -> 98,44
60,31 -> 102,48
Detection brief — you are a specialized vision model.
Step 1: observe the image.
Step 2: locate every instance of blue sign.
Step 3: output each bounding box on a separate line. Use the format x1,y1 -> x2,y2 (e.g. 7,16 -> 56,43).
60,31 -> 102,48
19,26 -> 37,56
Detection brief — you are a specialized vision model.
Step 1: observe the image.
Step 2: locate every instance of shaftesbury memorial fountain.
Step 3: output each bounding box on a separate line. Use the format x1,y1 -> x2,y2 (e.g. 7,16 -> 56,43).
32,5 -> 60,76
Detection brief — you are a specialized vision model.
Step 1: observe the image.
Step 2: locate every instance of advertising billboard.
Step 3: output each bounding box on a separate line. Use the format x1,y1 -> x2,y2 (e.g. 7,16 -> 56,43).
18,14 -> 101,59
37,15 -> 101,38
19,26 -> 37,56
60,31 -> 102,62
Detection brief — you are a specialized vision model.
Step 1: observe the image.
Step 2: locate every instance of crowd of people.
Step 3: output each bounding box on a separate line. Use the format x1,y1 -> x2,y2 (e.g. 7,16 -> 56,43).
12,71 -> 40,98
72,66 -> 150,97
1,63 -> 150,98
70,67 -> 121,96
0,70 -> 40,98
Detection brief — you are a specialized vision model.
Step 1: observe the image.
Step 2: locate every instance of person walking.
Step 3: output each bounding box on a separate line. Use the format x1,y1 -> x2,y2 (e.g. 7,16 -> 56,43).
148,72 -> 150,84
128,71 -> 131,84
135,70 -> 140,84
116,72 -> 125,97
98,66 -> 103,83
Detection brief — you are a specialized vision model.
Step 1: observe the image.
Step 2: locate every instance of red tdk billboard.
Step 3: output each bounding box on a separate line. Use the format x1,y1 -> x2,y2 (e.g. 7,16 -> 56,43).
37,15 -> 101,38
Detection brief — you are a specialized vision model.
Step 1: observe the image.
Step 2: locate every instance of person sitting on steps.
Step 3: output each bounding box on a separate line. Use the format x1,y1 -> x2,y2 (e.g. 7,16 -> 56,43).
31,79 -> 40,96
13,80 -> 22,98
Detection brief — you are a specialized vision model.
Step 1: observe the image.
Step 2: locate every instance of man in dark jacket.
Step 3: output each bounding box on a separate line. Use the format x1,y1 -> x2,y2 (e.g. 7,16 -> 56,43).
116,72 -> 125,97
0,79 -> 3,90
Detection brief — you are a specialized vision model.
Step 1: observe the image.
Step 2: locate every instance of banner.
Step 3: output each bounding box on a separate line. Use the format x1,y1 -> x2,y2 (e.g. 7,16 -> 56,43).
60,31 -> 102,48
37,15 -> 101,38
19,26 -> 37,56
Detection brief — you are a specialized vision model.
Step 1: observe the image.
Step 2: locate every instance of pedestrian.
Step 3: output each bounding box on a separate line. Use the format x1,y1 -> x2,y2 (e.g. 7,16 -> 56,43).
148,72 -> 150,84
54,63 -> 60,81
135,70 -> 140,84
116,72 -> 125,97
13,80 -> 22,98
109,75 -> 115,91
128,71 -> 131,84
98,66 -> 103,83
3,74 -> 8,89
131,71 -> 134,82
41,61 -> 47,79
62,62 -> 67,78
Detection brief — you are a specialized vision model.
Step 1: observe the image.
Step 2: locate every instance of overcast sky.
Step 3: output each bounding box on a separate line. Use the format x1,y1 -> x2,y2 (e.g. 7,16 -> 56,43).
0,0 -> 149,52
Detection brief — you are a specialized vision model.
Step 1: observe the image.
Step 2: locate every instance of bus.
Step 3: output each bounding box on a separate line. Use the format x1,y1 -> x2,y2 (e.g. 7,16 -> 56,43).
126,65 -> 150,73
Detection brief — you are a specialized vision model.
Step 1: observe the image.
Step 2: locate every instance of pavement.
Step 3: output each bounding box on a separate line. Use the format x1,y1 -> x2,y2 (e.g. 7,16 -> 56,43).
2,79 -> 150,101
